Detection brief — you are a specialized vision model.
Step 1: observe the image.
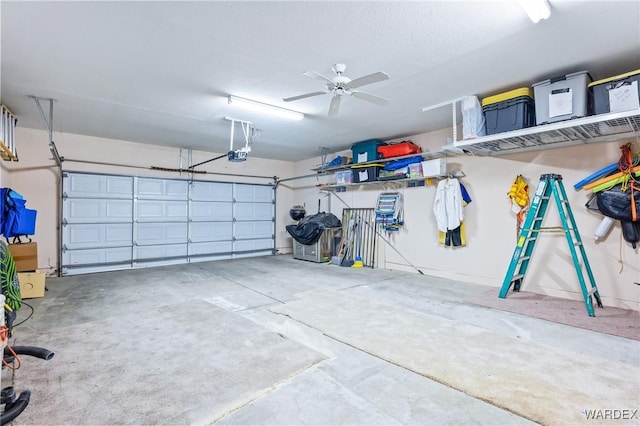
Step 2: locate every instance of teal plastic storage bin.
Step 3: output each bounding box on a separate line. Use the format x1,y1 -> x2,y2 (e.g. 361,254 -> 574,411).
351,139 -> 386,164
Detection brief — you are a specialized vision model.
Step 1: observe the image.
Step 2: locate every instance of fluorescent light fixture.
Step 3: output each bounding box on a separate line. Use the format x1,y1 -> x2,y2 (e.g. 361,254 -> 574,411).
228,96 -> 304,121
518,0 -> 551,23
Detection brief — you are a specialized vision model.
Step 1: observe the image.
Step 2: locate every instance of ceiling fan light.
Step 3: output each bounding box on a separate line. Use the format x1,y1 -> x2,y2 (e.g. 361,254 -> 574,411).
228,96 -> 304,121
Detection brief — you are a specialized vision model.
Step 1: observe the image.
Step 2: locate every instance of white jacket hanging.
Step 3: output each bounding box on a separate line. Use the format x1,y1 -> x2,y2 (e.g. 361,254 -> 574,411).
433,178 -> 464,232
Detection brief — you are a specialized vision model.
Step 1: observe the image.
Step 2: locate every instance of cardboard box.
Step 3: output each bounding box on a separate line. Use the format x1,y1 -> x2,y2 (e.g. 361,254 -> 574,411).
8,242 -> 38,272
18,271 -> 45,299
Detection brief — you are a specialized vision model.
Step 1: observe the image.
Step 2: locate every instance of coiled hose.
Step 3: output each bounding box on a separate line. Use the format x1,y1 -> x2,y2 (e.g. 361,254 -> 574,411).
0,390 -> 31,425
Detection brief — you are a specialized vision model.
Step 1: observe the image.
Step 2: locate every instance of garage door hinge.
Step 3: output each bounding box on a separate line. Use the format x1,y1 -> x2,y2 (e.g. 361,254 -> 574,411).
62,244 -> 68,252
62,192 -> 68,200
62,218 -> 68,226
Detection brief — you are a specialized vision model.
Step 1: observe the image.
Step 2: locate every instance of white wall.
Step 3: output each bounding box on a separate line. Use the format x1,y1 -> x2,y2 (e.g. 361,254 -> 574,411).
0,164 -> 9,188
293,130 -> 640,311
4,127 -> 296,274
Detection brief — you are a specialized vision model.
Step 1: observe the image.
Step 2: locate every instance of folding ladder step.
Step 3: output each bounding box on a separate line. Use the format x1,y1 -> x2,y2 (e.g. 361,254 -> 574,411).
511,274 -> 524,283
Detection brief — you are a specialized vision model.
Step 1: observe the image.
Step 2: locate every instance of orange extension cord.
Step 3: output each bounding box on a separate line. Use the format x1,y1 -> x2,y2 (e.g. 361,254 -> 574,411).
0,324 -> 21,370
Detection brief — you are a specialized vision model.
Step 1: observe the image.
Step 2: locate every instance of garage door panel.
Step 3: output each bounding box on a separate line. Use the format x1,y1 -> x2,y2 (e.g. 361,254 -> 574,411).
234,239 -> 274,252
189,241 -> 233,256
135,223 -> 188,245
62,247 -> 132,268
235,203 -> 274,221
64,223 -> 133,249
190,201 -> 232,221
189,253 -> 233,263
105,201 -> 133,220
234,221 -> 274,240
137,178 -> 164,198
233,250 -> 272,259
64,199 -> 133,223
134,244 -> 188,262
189,222 -> 233,242
63,174 -> 133,199
234,184 -> 273,202
137,178 -> 188,200
62,263 -> 129,276
165,181 -> 189,198
191,181 -> 233,201
136,200 -> 188,222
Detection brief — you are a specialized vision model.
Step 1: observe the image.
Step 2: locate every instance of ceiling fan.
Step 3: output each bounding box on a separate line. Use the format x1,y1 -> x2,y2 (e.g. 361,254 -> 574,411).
283,63 -> 390,116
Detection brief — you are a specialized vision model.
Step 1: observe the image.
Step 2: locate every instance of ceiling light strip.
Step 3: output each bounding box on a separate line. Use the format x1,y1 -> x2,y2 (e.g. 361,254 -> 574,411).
228,96 -> 304,121
518,0 -> 551,23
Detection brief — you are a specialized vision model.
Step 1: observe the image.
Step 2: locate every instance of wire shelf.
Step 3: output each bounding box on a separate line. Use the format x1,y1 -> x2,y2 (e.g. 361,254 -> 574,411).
455,109 -> 640,156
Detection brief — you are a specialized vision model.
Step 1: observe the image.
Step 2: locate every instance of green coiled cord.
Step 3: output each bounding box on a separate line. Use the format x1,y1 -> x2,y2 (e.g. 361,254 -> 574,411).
0,241 -> 22,311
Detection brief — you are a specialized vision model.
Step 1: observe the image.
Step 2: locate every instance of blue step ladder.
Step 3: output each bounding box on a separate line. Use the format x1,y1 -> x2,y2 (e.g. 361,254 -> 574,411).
498,173 -> 603,317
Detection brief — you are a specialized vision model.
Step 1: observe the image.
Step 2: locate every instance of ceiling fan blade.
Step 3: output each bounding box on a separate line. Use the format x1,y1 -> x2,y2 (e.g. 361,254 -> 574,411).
303,70 -> 334,84
283,91 -> 327,102
351,91 -> 389,106
349,71 -> 389,89
328,95 -> 341,116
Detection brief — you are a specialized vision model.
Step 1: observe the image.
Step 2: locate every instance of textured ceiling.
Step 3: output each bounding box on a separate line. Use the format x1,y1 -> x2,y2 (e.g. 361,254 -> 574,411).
2,1 -> 639,162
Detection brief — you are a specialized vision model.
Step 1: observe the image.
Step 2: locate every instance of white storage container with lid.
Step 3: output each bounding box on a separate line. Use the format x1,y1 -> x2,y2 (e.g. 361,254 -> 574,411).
532,71 -> 592,125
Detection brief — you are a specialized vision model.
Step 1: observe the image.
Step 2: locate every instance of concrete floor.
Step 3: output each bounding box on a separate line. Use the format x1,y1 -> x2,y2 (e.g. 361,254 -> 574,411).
5,255 -> 640,425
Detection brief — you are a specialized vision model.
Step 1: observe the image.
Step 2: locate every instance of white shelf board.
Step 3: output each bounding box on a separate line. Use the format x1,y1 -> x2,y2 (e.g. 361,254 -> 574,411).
454,108 -> 640,156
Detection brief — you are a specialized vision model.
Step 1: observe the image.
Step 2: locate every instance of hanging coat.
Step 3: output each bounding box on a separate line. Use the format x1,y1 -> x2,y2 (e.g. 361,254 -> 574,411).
438,182 -> 472,246
433,178 -> 464,232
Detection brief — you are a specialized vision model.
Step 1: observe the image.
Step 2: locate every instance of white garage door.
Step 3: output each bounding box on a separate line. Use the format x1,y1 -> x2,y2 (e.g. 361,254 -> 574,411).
61,172 -> 275,275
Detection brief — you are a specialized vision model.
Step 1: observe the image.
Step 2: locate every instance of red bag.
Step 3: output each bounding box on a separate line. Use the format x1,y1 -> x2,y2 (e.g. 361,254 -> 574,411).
377,141 -> 422,158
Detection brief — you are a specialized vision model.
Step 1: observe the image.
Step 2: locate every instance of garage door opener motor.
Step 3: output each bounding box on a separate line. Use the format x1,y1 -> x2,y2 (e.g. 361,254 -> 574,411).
225,116 -> 259,162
